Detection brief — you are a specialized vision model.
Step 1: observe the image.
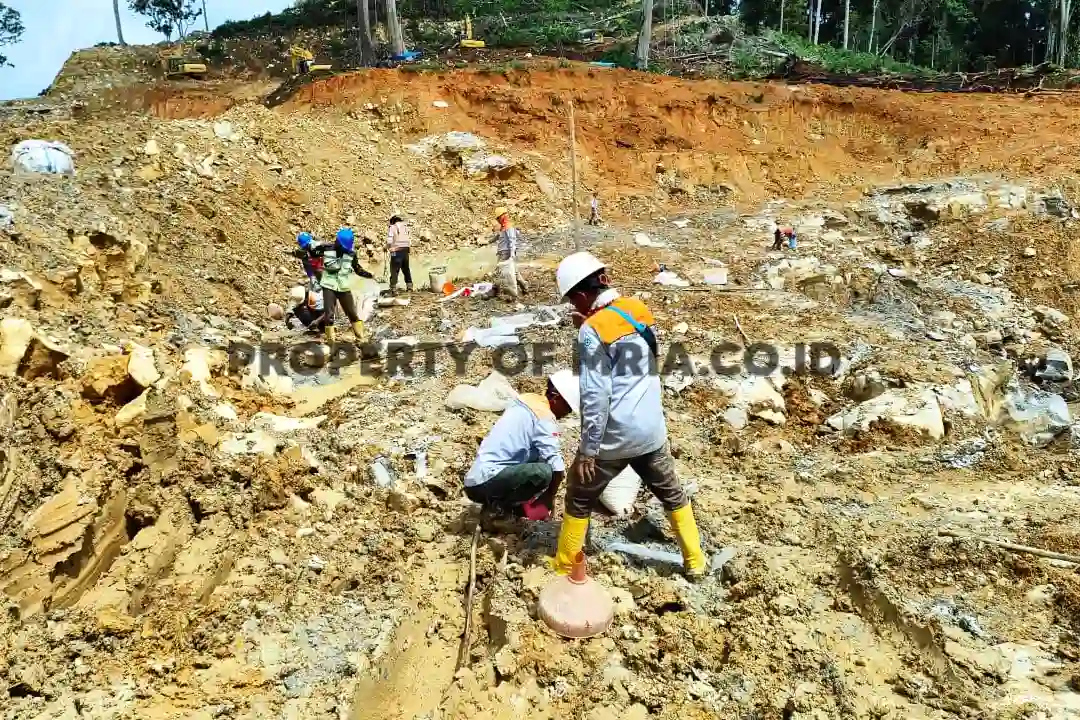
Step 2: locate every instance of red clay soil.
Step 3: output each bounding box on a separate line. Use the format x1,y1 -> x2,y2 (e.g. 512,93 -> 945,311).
128,65 -> 1080,206
273,66 -> 1080,205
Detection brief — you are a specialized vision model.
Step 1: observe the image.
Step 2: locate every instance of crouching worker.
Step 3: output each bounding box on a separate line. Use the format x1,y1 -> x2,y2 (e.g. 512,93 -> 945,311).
464,370 -> 579,521
550,251 -> 708,579
285,285 -> 324,333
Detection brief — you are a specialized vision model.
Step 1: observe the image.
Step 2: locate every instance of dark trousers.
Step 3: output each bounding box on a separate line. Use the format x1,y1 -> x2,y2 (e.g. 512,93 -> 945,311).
564,444 -> 687,519
322,287 -> 359,324
390,248 -> 412,288
465,462 -> 552,512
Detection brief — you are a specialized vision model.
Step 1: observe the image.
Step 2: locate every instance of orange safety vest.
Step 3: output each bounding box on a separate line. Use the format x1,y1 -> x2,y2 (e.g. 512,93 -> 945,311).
518,392 -> 556,422
584,297 -> 656,346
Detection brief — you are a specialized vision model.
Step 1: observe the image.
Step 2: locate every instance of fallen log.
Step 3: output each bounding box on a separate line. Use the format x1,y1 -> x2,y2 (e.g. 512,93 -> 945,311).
938,529 -> 1080,564
767,59 -> 1079,94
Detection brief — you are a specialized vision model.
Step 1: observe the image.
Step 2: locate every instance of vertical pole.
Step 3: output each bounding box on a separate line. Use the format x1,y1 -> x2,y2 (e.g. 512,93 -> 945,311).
635,0 -> 654,70
203,0 -> 209,32
569,99 -> 581,251
843,0 -> 850,49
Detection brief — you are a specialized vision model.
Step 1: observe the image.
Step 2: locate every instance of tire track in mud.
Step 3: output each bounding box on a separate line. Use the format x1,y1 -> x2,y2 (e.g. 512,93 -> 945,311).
836,548 -> 982,716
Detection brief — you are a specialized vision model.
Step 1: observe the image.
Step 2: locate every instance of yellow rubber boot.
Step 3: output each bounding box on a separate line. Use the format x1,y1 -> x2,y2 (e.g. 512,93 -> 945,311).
351,320 -> 366,342
669,504 -> 707,579
324,325 -> 337,344
547,515 -> 589,575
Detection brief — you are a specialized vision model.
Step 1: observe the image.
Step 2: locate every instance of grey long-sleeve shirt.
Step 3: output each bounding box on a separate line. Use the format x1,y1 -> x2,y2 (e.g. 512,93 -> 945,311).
577,296 -> 667,461
496,226 -> 520,262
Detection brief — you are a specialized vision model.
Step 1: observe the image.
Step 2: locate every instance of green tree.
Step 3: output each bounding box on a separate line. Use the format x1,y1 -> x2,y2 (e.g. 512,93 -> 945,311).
0,2 -> 23,67
130,0 -> 203,40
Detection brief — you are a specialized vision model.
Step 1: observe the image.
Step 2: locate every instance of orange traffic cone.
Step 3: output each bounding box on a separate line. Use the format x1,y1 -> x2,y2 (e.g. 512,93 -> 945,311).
537,551 -> 614,639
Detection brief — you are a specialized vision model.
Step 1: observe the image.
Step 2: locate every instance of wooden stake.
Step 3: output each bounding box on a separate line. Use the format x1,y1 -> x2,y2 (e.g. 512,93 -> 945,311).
732,313 -> 750,347
455,523 -> 482,671
939,529 -> 1080,565
568,99 -> 581,251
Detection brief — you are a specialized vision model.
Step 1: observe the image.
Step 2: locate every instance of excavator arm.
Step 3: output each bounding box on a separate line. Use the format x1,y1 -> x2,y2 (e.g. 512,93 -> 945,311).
289,46 -> 330,74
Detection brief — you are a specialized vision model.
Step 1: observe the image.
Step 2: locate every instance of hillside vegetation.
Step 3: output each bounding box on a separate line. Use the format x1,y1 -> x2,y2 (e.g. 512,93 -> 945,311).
202,0 -> 1080,80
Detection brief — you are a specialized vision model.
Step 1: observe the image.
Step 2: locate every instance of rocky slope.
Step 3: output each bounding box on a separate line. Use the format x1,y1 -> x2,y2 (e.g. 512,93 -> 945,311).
3,46 -> 1080,720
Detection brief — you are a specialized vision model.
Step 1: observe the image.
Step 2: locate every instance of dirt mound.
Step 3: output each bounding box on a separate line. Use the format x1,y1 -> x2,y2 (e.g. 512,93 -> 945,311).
274,67 -> 1080,208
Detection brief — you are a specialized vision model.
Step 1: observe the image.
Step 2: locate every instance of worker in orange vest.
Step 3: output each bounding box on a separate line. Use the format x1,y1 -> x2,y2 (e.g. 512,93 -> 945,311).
547,251 -> 708,580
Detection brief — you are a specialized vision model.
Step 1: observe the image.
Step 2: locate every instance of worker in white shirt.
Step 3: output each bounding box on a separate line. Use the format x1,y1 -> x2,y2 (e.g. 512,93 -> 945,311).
386,214 -> 413,294
588,195 -> 600,226
464,370 -> 579,521
549,251 -> 707,579
493,206 -> 528,298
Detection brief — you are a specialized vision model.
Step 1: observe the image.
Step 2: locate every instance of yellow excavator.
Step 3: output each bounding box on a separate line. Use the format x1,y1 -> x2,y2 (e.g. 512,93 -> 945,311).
577,29 -> 608,45
290,46 -> 332,75
459,16 -> 485,48
161,50 -> 207,79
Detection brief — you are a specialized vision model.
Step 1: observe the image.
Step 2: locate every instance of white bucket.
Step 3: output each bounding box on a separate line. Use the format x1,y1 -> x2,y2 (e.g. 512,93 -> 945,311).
429,266 -> 448,293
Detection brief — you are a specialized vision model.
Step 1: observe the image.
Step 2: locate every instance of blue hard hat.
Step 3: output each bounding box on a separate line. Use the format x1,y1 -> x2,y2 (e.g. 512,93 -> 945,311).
297,232 -> 313,248
336,227 -> 355,252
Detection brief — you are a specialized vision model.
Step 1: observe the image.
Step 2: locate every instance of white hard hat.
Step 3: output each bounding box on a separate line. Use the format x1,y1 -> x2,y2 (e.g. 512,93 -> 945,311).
556,251 -> 605,299
548,369 -> 580,414
289,286 -> 306,304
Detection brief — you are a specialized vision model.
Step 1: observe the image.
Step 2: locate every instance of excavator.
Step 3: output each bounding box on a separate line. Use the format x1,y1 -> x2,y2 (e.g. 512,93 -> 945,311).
289,46 -> 332,75
459,15 -> 485,48
160,49 -> 207,79
577,29 -> 609,45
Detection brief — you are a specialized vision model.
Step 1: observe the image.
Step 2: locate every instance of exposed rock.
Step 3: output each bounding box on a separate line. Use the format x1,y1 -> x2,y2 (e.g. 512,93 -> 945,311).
987,185 -> 1028,209
723,407 -> 749,430
0,269 -> 42,309
905,192 -> 987,222
714,374 -> 786,427
81,355 -> 142,405
1033,347 -> 1073,383
969,364 -> 1071,446
219,430 -> 278,456
180,346 -> 222,397
0,318 -> 68,379
844,371 -> 886,402
827,387 -> 945,439
126,342 -> 160,388
1034,305 -> 1069,336
114,390 -> 149,427
250,412 -> 325,434
387,489 -> 420,514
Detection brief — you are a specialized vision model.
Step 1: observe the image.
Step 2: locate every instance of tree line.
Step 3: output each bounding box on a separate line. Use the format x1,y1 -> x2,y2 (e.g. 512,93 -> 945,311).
734,0 -> 1075,71
0,0 -> 1074,74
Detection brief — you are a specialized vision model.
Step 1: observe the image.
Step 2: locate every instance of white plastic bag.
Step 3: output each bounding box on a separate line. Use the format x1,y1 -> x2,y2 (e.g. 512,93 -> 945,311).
11,140 -> 76,175
445,371 -> 520,412
599,466 -> 642,516
462,325 -> 520,348
703,268 -> 729,285
654,270 -> 689,287
497,259 -> 519,298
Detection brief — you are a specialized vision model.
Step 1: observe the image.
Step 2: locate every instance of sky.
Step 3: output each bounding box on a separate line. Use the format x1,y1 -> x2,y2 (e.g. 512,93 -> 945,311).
0,0 -> 294,101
